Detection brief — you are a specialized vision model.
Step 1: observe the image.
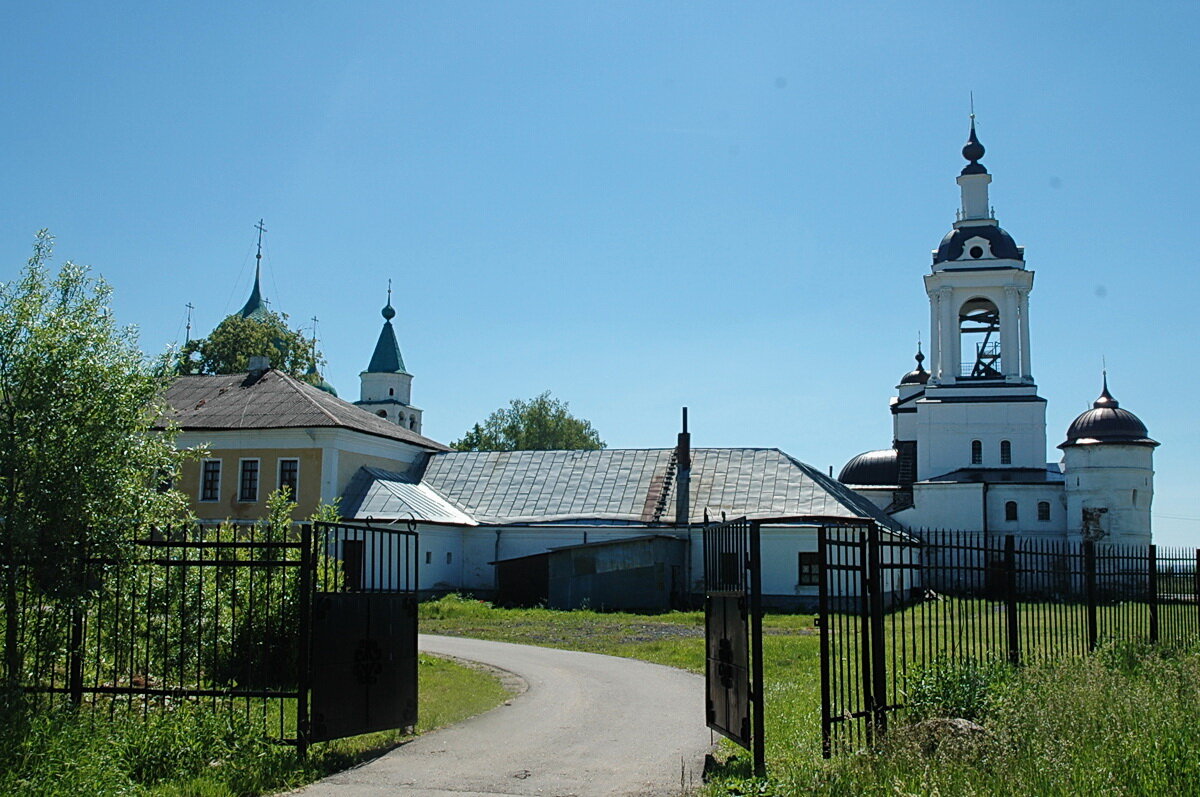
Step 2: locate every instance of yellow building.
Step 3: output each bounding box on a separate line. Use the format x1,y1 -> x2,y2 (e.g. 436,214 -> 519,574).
164,364 -> 447,522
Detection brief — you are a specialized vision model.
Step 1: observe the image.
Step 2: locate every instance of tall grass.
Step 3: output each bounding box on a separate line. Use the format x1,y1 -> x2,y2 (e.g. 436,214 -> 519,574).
710,642 -> 1200,796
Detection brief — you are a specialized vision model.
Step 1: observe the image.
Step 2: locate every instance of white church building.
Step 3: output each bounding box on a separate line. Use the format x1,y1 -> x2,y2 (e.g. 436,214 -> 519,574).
838,122 -> 1158,545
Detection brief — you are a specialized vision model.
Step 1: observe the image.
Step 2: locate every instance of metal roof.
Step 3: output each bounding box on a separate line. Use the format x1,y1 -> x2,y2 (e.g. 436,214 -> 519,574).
343,447 -> 901,529
161,370 -> 448,450
341,466 -> 476,525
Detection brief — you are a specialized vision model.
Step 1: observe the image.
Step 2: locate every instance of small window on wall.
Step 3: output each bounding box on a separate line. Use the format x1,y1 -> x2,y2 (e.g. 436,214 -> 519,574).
1005,501 -> 1019,522
971,440 -> 983,465
445,552 -> 453,565
1038,501 -> 1051,521
1132,489 -> 1139,507
238,459 -> 259,502
425,551 -> 432,565
1000,440 -> 1012,465
798,552 -> 820,586
377,410 -> 387,418
278,459 -> 299,496
200,460 -> 221,502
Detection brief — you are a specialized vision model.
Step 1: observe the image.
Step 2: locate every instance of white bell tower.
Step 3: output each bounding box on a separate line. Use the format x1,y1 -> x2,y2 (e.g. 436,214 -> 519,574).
354,284 -> 424,434
914,120 -> 1048,480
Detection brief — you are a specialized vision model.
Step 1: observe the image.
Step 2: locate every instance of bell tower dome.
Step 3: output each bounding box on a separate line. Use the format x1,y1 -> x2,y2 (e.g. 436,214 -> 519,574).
354,283 -> 423,434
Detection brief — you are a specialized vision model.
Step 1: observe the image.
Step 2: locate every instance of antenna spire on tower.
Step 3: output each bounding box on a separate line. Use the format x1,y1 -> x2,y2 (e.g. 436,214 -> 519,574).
185,302 -> 194,342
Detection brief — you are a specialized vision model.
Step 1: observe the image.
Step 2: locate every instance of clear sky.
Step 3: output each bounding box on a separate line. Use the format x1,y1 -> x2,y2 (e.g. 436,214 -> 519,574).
3,3 -> 1197,544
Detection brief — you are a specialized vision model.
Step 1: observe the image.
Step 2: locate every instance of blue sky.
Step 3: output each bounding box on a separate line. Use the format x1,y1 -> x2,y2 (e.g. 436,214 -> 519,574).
3,3 -> 1197,544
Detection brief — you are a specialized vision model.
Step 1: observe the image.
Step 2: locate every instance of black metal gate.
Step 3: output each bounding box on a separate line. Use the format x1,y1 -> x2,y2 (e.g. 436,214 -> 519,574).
703,516 -> 764,776
818,522 -> 917,757
304,521 -> 419,747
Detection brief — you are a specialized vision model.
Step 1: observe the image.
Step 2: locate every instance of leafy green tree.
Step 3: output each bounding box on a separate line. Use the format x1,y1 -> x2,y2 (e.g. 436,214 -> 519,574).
178,311 -> 321,380
451,391 -> 605,451
0,231 -> 192,688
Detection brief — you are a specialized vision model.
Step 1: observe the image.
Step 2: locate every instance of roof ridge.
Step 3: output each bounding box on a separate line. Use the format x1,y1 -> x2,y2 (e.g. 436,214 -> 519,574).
275,370 -> 342,426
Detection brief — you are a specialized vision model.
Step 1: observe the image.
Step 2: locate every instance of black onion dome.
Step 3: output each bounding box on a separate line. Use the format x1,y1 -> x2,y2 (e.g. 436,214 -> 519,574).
901,347 -> 929,385
838,448 -> 900,485
934,225 -> 1022,265
1060,379 -> 1158,448
961,121 -> 987,175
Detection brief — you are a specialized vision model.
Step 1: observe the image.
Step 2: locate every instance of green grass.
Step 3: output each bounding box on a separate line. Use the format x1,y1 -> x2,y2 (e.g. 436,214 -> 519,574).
0,653 -> 511,796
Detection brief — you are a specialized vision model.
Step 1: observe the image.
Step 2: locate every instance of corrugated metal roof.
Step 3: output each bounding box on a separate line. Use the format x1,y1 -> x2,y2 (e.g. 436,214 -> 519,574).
341,467 -> 476,525
344,448 -> 900,529
161,370 -> 448,450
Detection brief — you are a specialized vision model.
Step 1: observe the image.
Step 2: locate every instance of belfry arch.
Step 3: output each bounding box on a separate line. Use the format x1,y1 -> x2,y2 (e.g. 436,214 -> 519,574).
959,296 -> 1002,379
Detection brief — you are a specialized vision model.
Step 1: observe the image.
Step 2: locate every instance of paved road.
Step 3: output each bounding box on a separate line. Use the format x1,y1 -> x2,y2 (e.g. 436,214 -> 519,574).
297,634 -> 713,797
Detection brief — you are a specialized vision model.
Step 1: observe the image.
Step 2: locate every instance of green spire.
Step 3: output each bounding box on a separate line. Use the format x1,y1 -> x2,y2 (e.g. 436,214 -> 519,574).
237,219 -> 270,320
366,283 -> 408,374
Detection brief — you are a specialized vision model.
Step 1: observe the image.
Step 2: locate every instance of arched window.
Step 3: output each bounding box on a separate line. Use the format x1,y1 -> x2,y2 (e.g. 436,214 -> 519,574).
1000,440 -> 1012,465
1005,501 -> 1018,522
389,388 -> 394,396
971,440 -> 983,465
1132,489 -> 1139,507
409,417 -> 418,430
1037,501 -> 1050,521
377,410 -> 387,418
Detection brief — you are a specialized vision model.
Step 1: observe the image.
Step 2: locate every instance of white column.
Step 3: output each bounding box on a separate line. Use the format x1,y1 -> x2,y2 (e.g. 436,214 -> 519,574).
940,287 -> 957,383
929,290 -> 942,381
1019,289 -> 1033,381
1002,287 -> 1019,380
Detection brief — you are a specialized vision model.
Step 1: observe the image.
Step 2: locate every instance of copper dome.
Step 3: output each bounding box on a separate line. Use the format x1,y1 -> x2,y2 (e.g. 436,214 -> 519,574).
1060,378 -> 1158,448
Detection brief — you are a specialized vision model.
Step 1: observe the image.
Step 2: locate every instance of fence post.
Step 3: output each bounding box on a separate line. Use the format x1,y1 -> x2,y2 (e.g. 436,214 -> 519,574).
296,522 -> 314,758
867,524 -> 887,740
1148,545 -> 1159,644
1084,540 -> 1098,652
1004,535 -> 1020,666
818,526 -> 832,759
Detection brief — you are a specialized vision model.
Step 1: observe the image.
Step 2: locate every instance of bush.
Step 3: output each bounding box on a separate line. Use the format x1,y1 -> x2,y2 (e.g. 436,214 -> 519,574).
902,657 -> 1013,722
420,593 -> 496,621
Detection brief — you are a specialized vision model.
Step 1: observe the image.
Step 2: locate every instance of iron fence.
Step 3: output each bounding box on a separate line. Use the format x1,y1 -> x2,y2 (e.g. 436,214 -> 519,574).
1,520 -> 420,750
820,528 -> 1200,756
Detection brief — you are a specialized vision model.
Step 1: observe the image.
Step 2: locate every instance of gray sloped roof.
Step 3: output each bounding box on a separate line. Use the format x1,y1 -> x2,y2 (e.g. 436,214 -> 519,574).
341,467 -> 476,525
344,447 -> 900,529
161,370 -> 449,450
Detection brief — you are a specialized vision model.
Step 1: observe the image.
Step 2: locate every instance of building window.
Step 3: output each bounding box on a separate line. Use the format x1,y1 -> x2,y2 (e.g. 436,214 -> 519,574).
377,410 -> 387,418
971,440 -> 983,465
389,388 -> 394,396
200,459 -> 221,502
1132,489 -> 1138,507
445,552 -> 453,565
410,416 -> 418,430
1005,501 -> 1018,522
798,552 -> 820,586
278,458 -> 299,497
238,459 -> 260,502
425,551 -> 432,565
1000,440 -> 1012,465
1037,501 -> 1051,521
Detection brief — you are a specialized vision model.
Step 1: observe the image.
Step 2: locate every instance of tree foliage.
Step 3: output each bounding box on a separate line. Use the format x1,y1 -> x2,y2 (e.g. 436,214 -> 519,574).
177,310 -> 320,380
0,232 -> 192,684
451,391 -> 605,451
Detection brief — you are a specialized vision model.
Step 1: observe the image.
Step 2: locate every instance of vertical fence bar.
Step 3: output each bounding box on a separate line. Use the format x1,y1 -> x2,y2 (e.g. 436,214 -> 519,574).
68,602 -> 83,707
748,521 -> 765,778
1148,545 -> 1159,644
1084,541 -> 1098,652
818,526 -> 832,759
857,530 -> 873,748
1005,535 -> 1020,666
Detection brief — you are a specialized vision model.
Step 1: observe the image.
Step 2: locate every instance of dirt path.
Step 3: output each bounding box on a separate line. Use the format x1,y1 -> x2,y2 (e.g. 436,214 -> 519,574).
295,634 -> 714,796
